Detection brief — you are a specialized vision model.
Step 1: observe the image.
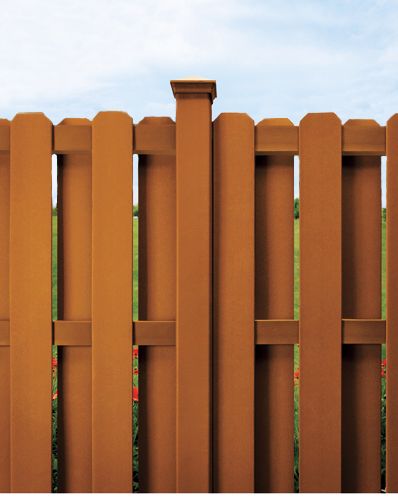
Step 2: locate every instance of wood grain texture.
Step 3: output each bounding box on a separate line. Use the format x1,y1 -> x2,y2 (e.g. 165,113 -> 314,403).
56,118 -> 92,492
342,120 -> 381,493
138,139 -> 176,492
174,83 -> 214,492
386,115 -> 398,492
299,113 -> 342,492
213,113 -> 255,492
0,119 -> 10,492
10,113 -> 52,492
255,119 -> 295,492
92,112 -> 132,492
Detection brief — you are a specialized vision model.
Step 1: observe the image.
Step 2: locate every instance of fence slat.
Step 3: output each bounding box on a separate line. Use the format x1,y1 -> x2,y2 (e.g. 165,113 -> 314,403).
10,113 -> 52,492
0,119 -> 10,492
342,120 -> 381,493
213,113 -> 255,491
57,119 -> 92,492
387,114 -> 398,492
92,112 -> 132,492
172,79 -> 215,492
255,119 -> 295,492
138,127 -> 176,491
299,113 -> 342,492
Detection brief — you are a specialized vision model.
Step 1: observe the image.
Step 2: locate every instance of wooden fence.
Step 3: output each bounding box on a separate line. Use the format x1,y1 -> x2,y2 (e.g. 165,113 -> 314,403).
0,78 -> 397,492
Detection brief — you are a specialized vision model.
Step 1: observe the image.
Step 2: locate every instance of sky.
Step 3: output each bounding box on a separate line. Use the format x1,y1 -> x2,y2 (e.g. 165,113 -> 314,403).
1,0 -> 396,203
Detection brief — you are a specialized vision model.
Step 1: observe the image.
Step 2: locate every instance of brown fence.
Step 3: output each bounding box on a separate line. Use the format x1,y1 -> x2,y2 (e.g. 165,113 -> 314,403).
0,78 -> 397,492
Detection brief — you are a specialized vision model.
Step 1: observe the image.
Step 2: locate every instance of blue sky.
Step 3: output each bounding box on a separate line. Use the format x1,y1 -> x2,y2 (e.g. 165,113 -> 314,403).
1,0 -> 396,203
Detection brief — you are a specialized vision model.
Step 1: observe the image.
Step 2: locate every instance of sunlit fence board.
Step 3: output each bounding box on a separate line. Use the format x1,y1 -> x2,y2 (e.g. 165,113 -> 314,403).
91,112 -> 132,492
299,113 -> 342,492
10,114 -> 52,492
213,113 -> 255,492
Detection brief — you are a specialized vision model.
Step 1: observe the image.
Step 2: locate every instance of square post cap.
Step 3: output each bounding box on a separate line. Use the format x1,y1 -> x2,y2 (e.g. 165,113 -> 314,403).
171,77 -> 217,103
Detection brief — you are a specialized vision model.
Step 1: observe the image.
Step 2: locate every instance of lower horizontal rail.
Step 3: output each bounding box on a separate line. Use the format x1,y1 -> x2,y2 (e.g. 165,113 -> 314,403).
0,319 -> 387,347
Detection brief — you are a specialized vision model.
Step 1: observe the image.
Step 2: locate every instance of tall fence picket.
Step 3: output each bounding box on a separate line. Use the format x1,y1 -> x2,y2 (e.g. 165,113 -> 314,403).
213,113 -> 255,492
138,118 -> 177,492
0,119 -> 10,492
10,113 -> 53,492
255,119 -> 295,492
299,113 -> 342,492
386,115 -> 398,492
91,112 -> 133,492
57,118 -> 92,492
342,120 -> 381,492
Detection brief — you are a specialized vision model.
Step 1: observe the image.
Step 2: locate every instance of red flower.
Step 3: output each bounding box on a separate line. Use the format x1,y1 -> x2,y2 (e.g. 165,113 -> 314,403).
294,369 -> 300,382
381,359 -> 387,378
133,387 -> 139,402
52,357 -> 58,368
133,347 -> 139,359
133,367 -> 139,376
52,391 -> 58,400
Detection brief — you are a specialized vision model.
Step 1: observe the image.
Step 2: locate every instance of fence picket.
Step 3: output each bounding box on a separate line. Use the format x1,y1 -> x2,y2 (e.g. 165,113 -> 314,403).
213,113 -> 255,492
57,119 -> 92,492
0,119 -> 10,492
342,120 -> 381,492
385,115 -> 398,492
138,118 -> 176,492
255,119 -> 295,492
10,113 -> 52,492
299,113 -> 342,492
91,112 -> 133,492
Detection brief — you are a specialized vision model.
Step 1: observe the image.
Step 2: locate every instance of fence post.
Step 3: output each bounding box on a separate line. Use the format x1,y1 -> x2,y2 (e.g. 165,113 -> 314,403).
171,78 -> 216,492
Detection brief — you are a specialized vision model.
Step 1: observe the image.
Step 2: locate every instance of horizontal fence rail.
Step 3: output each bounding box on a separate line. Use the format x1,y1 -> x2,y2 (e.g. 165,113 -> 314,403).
0,121 -> 389,156
0,79 -> 396,493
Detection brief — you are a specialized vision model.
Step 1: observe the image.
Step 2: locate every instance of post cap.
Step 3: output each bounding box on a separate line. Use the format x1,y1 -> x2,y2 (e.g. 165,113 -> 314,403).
171,77 -> 217,103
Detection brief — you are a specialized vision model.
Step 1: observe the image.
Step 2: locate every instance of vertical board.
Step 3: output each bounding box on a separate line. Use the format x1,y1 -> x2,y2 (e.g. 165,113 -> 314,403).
342,120 -> 381,493
10,113 -> 52,492
57,119 -> 92,492
0,119 -> 10,492
299,113 -> 342,492
213,113 -> 255,492
173,82 -> 214,492
138,119 -> 176,492
92,112 -> 132,492
255,119 -> 294,492
387,114 -> 398,492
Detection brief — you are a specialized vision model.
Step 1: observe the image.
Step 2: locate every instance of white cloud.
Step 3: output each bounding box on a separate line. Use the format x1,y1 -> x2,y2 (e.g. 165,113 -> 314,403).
1,0 -> 397,127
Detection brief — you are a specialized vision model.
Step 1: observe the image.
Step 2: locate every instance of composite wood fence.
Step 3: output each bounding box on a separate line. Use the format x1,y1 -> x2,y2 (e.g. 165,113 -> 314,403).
0,78 -> 397,492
